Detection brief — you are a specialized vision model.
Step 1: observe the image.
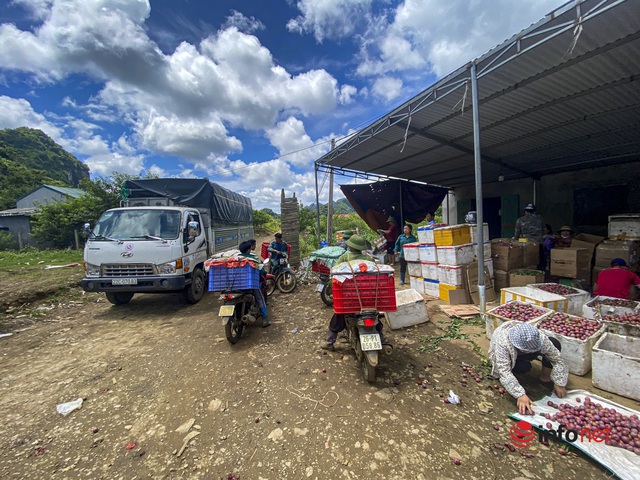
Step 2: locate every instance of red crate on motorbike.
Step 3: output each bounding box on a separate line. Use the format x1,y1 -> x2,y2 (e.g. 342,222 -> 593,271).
311,260 -> 331,275
261,241 -> 291,260
207,260 -> 260,291
332,273 -> 397,314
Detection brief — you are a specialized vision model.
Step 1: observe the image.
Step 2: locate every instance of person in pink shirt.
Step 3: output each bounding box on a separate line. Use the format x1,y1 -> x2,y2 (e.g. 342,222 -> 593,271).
594,258 -> 640,299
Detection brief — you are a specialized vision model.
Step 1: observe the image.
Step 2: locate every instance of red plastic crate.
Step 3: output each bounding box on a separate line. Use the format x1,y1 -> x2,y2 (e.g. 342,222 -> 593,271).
311,260 -> 331,275
332,273 -> 397,314
261,241 -> 291,260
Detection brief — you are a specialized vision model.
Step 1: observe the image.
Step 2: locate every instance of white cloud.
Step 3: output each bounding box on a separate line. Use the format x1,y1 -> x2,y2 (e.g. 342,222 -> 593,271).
371,76 -> 403,102
339,84 -> 357,105
286,0 -> 374,43
84,152 -> 145,176
266,116 -> 331,167
0,95 -> 63,139
223,10 -> 265,34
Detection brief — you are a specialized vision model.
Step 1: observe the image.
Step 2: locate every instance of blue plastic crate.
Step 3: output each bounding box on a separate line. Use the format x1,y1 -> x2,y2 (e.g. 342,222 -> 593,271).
208,263 -> 260,291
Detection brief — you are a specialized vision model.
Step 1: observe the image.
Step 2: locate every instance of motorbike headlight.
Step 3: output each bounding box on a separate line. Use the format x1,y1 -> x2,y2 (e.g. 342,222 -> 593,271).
85,263 -> 101,277
158,261 -> 177,275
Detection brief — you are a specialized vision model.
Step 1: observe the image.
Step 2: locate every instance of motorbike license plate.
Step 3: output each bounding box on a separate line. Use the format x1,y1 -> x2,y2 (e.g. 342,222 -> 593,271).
112,278 -> 137,285
218,305 -> 235,317
316,283 -> 325,292
279,258 -> 286,264
360,334 -> 382,351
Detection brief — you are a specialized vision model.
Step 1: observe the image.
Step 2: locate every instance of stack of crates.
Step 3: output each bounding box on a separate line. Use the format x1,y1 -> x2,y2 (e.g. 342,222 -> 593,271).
208,259 -> 260,292
402,242 -> 422,291
416,225 -> 441,297
332,272 -> 397,314
434,225 -> 473,302
469,222 -> 494,282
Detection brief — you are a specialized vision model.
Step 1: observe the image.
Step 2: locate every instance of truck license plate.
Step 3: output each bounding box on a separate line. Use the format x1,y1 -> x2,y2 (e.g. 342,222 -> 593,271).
112,278 -> 137,285
218,305 -> 235,317
360,334 -> 382,351
316,283 -> 325,292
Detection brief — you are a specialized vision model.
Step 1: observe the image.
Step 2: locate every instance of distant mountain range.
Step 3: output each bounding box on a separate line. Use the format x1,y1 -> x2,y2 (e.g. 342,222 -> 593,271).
308,198 -> 354,215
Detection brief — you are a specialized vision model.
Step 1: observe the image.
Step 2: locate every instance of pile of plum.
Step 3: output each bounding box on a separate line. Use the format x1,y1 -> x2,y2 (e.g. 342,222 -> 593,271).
591,298 -> 638,309
491,302 -> 548,321
538,313 -> 604,340
533,283 -> 578,296
602,312 -> 640,326
544,397 -> 640,455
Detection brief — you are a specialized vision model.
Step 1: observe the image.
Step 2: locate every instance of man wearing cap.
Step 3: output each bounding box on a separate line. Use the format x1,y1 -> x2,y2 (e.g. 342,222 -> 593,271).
515,204 -> 546,270
321,235 -> 377,350
267,233 -> 288,275
336,230 -> 354,249
594,258 -> 640,299
489,321 -> 567,415
555,225 -> 574,248
377,216 -> 399,264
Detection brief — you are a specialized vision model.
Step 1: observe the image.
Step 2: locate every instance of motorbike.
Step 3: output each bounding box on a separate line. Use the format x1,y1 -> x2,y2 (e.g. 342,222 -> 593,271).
316,272 -> 333,306
263,254 -> 297,294
218,289 -> 263,344
345,310 -> 393,382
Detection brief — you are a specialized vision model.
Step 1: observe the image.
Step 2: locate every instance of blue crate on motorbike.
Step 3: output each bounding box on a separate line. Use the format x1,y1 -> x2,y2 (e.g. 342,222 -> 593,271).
208,263 -> 260,291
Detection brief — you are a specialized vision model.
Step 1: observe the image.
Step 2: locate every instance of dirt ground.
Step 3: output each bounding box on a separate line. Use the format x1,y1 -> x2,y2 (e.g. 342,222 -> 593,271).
0,248 -> 637,479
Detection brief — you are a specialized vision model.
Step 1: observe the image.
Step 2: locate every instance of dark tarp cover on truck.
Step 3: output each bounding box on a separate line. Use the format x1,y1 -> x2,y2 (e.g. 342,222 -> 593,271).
123,179 -> 252,225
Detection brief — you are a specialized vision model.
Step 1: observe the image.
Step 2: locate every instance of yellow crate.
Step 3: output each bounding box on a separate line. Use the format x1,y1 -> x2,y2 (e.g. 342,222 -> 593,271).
439,283 -> 464,302
500,286 -> 568,312
434,225 -> 471,246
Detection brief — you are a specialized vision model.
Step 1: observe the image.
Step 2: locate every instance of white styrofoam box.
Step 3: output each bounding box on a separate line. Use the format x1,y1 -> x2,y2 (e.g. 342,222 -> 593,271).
592,333 -> 640,401
417,226 -> 437,244
500,286 -> 568,312
374,253 -> 386,264
608,214 -> 640,240
536,312 -> 606,375
421,261 -> 438,280
419,243 -> 437,262
599,311 -> 640,337
437,264 -> 463,286
474,242 -> 491,260
484,258 -> 494,279
407,261 -> 422,277
485,301 -> 553,339
582,296 -> 640,320
529,283 -> 590,316
436,243 -> 475,266
384,288 -> 429,330
424,279 -> 439,297
469,223 -> 489,244
403,242 -> 420,262
409,275 -> 424,293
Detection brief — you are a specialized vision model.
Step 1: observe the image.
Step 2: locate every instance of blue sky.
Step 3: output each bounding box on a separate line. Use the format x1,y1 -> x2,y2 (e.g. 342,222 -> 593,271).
0,0 -> 561,211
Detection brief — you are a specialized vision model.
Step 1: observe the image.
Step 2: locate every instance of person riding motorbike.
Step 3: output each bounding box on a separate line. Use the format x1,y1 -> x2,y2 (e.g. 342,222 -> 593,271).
267,233 -> 289,275
320,235 -> 383,351
238,240 -> 270,327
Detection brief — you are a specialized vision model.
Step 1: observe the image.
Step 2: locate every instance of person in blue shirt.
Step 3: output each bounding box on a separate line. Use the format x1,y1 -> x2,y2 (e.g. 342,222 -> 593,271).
267,233 -> 288,274
425,212 -> 436,225
394,224 -> 417,285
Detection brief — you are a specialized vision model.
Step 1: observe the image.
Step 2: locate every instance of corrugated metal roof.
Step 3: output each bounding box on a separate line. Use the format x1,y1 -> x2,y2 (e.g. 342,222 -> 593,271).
42,185 -> 85,198
317,0 -> 640,189
0,208 -> 37,217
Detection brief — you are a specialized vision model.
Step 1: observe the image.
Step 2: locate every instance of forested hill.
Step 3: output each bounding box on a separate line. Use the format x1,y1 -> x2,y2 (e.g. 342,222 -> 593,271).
0,127 -> 90,210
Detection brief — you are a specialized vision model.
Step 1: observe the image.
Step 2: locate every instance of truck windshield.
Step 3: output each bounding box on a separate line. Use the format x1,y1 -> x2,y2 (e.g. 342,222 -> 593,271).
92,210 -> 181,241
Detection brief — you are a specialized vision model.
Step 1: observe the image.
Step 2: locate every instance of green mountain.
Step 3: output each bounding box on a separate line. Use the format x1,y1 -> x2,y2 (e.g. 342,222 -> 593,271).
0,127 -> 90,210
309,198 -> 355,215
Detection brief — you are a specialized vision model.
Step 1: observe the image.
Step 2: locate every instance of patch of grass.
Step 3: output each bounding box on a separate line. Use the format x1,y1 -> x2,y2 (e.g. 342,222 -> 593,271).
0,248 -> 83,272
417,315 -> 489,367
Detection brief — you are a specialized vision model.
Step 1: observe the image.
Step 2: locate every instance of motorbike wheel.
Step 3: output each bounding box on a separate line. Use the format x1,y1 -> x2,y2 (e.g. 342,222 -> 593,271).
183,267 -> 205,304
362,357 -> 376,383
105,292 -> 134,305
225,309 -> 244,344
276,272 -> 297,293
264,278 -> 276,296
320,282 -> 333,306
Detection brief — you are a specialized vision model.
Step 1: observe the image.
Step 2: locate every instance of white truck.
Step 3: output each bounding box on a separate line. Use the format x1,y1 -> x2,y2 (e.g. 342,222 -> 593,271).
81,179 -> 253,305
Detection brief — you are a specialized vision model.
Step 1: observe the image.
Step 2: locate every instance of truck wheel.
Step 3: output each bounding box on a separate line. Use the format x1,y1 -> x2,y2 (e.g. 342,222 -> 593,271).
320,282 -> 333,306
184,267 -> 205,304
105,292 -> 134,305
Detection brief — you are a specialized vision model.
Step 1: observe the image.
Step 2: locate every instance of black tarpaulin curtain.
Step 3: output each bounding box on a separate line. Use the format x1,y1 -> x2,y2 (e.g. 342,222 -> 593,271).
123,179 -> 252,225
340,179 -> 448,231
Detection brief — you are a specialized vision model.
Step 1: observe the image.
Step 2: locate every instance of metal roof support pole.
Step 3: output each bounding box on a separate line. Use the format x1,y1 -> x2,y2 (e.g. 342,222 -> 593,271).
470,62 -> 486,314
314,163 -> 322,248
399,181 -> 404,228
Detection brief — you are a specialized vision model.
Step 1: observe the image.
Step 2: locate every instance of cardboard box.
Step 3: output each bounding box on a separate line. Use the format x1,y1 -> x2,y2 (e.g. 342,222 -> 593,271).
608,214 -> 640,240
550,247 -> 591,280
595,239 -> 640,268
448,288 -> 471,305
491,239 -> 523,271
464,262 -> 496,304
508,269 -> 545,287
439,283 -> 466,303
494,270 -> 509,291
570,233 -> 604,260
520,241 -> 540,268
